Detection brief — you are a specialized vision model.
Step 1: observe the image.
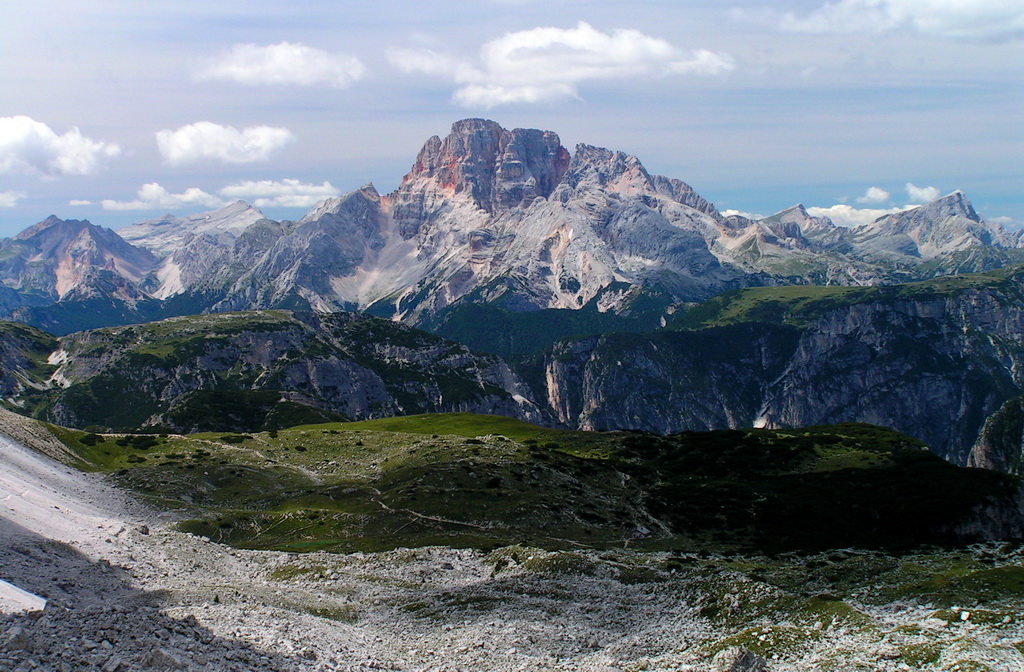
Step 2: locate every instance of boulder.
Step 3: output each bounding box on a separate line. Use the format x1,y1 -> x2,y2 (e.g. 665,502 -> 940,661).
711,646 -> 768,672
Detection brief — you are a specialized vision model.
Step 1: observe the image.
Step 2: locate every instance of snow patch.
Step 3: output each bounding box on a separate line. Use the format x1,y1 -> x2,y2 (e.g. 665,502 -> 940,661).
0,578 -> 47,614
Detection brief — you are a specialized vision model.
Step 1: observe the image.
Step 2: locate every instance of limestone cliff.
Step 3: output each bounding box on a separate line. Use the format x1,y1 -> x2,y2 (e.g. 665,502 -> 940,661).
537,268 -> 1024,465
969,395 -> 1024,475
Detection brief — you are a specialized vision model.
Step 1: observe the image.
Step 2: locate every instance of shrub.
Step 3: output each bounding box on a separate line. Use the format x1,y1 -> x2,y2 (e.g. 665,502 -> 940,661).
80,433 -> 104,446
220,434 -> 253,444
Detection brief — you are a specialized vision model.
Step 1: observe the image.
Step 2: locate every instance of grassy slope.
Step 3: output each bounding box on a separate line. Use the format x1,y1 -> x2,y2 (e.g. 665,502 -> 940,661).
0,321 -> 57,381
0,321 -> 58,413
302,413 -> 567,442
49,413 -> 1022,555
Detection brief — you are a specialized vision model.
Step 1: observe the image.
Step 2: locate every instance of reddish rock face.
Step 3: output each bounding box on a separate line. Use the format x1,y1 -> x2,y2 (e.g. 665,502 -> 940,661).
401,118 -> 570,214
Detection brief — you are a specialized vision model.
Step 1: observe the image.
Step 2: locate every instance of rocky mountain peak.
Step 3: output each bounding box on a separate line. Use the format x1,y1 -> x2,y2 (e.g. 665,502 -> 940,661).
117,200 -> 266,258
558,144 -> 655,196
301,184 -> 380,223
767,203 -> 839,234
849,190 -> 1020,261
862,191 -> 980,234
913,190 -> 979,223
14,215 -> 88,242
650,174 -> 721,219
1,215 -> 157,302
399,119 -> 570,214
11,216 -> 149,262
201,200 -> 266,229
772,204 -> 813,231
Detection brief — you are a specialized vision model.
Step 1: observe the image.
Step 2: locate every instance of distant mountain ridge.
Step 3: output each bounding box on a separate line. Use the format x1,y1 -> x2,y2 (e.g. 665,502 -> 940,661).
1,119 -> 1021,334
1,216 -> 156,303
117,200 -> 266,258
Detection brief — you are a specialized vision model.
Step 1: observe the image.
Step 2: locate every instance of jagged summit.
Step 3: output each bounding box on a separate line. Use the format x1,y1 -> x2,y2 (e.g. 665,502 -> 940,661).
302,184 -> 381,223
400,118 -> 570,214
557,144 -> 653,196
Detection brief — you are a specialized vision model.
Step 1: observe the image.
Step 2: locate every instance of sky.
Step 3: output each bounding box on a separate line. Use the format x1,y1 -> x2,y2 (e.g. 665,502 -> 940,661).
1,0 -> 1022,238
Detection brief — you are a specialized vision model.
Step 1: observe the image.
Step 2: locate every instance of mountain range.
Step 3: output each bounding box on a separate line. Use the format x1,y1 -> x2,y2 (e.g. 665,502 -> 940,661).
1,118 -> 1021,335
2,118 -> 1023,475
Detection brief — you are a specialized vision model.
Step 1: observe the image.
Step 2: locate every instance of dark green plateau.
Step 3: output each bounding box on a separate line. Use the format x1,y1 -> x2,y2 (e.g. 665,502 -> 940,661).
48,413 -> 1022,555
670,263 -> 1024,331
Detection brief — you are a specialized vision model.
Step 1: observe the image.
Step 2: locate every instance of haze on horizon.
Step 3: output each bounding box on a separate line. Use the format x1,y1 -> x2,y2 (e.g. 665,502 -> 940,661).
0,0 -> 1021,238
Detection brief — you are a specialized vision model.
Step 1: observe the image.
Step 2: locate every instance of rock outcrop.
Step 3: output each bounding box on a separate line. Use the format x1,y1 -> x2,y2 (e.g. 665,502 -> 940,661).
37,310 -> 545,432
712,646 -> 768,672
969,395 -> 1024,475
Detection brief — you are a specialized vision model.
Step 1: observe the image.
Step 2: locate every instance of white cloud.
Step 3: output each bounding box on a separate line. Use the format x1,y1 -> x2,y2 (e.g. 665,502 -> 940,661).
389,22 -> 735,108
721,208 -> 765,220
776,0 -> 1024,40
387,48 -> 467,78
453,83 -> 580,107
665,49 -> 737,76
806,203 -> 913,227
0,191 -> 25,207
219,179 -> 339,208
0,116 -> 120,177
807,182 -> 945,226
156,122 -> 295,166
101,183 -> 224,211
68,199 -> 92,206
906,182 -> 940,203
100,179 -> 341,212
856,186 -> 891,204
200,42 -> 367,88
